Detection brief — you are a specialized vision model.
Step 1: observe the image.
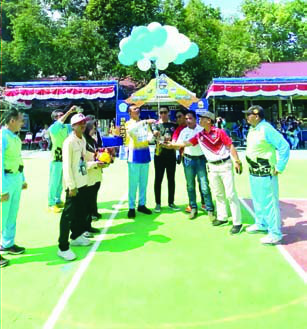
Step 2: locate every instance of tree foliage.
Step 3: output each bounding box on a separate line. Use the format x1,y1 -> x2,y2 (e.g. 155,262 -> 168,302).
241,0 -> 306,62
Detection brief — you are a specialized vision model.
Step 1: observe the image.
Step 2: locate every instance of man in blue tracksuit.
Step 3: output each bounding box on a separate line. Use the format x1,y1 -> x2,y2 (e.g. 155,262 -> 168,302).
0,107 -> 28,267
48,106 -> 77,213
244,105 -> 290,244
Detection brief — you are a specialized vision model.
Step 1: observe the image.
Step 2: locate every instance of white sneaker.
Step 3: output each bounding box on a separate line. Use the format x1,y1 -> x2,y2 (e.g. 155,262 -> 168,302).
154,204 -> 161,213
246,224 -> 267,234
57,249 -> 76,261
260,235 -> 282,245
71,235 -> 92,246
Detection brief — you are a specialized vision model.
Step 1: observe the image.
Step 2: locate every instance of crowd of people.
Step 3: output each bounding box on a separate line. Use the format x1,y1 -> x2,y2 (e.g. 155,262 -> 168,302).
274,116 -> 303,150
0,104 -> 291,267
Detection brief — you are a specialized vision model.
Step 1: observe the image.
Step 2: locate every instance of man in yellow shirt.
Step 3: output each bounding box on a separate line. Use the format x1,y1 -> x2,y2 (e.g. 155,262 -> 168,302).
125,105 -> 155,218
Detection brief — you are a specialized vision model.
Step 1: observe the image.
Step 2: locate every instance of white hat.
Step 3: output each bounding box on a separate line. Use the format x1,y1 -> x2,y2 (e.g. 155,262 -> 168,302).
70,113 -> 87,126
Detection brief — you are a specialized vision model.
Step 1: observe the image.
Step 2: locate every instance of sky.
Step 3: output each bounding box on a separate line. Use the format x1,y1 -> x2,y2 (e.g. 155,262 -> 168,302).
201,0 -> 243,18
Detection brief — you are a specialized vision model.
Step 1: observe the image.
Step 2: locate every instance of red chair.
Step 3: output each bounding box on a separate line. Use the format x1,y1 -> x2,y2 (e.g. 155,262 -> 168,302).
31,131 -> 43,150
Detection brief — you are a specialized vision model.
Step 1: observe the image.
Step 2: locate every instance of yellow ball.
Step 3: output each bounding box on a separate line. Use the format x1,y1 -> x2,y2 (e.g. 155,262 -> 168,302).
98,152 -> 111,164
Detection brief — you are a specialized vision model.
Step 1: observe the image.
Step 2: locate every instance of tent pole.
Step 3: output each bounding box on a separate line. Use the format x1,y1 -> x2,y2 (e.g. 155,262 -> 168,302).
278,99 -> 282,119
155,65 -> 160,112
213,97 -> 216,116
244,99 -> 248,111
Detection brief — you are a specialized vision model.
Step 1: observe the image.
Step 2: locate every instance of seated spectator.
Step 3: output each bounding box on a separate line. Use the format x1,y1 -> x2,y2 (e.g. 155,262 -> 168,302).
287,123 -> 300,150
216,117 -> 226,129
39,124 -> 50,150
23,132 -> 33,150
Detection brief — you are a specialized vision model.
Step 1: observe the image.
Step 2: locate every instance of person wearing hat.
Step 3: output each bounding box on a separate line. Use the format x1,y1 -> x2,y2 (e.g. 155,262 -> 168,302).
169,110 -> 243,235
48,105 -> 77,213
0,107 -> 27,267
57,113 -> 92,261
243,105 -> 290,244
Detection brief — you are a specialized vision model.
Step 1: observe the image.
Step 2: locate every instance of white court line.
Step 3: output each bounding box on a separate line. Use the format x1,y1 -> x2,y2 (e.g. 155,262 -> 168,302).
43,193 -> 127,329
240,198 -> 307,284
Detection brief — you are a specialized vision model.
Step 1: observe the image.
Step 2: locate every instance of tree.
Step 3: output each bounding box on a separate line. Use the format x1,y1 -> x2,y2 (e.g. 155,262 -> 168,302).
217,21 -> 260,77
1,0 -> 56,84
165,0 -> 223,96
52,17 -> 110,79
160,0 -> 186,27
42,0 -> 89,18
86,0 -> 161,47
241,0 -> 306,62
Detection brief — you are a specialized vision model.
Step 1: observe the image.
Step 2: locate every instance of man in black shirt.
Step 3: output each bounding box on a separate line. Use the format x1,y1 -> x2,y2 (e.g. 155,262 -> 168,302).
152,107 -> 179,213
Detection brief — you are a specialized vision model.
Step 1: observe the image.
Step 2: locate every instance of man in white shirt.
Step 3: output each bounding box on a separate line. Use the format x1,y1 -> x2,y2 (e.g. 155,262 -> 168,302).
170,110 -> 243,235
57,113 -> 92,261
174,111 -> 214,220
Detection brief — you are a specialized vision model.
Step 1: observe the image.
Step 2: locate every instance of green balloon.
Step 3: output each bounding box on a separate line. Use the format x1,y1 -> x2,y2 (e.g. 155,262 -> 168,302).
118,51 -> 135,66
151,27 -> 167,47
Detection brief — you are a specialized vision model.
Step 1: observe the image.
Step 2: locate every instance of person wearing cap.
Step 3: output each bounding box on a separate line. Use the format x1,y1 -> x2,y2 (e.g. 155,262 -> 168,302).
169,110 -> 243,235
125,105 -> 155,219
48,106 -> 77,213
152,106 -> 179,213
0,108 -> 27,267
57,113 -> 92,261
244,105 -> 290,244
170,110 -> 215,220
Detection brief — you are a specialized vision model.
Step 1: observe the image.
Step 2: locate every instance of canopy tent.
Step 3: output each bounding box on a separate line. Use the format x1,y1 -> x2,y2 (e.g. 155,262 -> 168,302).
116,74 -> 204,126
125,74 -> 199,109
206,77 -> 307,99
4,80 -> 118,107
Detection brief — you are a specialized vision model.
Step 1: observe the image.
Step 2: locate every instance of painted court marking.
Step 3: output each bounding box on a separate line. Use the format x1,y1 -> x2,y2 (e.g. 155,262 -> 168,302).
240,198 -> 307,284
43,193 -> 127,329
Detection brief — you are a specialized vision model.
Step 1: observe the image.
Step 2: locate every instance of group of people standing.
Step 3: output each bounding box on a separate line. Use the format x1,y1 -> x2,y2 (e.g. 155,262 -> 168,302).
0,103 -> 290,267
123,104 -> 290,246
0,105 -> 107,265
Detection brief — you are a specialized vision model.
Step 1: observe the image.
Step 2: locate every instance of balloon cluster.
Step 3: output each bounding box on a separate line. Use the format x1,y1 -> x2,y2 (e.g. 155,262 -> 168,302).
118,22 -> 199,71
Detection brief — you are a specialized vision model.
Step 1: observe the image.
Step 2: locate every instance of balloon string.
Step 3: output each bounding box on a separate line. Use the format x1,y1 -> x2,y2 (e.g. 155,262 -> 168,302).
155,64 -> 160,112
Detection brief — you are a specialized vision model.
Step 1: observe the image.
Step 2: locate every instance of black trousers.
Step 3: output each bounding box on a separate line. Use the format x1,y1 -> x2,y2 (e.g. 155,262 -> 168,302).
154,154 -> 176,205
58,186 -> 89,251
84,182 -> 101,231
89,181 -> 101,216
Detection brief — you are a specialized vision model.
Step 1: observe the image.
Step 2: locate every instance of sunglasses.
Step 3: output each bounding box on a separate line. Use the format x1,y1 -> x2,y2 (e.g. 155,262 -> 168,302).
160,111 -> 168,114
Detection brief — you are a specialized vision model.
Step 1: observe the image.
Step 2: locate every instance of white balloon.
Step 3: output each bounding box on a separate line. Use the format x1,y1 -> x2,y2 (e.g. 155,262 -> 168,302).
164,25 -> 179,36
164,26 -> 182,54
147,22 -> 162,31
156,59 -> 168,70
178,34 -> 191,53
137,58 -> 151,71
119,37 -> 129,50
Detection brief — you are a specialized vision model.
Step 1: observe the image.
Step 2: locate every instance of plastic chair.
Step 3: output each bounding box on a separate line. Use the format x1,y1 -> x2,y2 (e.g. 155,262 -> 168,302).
31,132 -> 43,150
22,132 -> 33,150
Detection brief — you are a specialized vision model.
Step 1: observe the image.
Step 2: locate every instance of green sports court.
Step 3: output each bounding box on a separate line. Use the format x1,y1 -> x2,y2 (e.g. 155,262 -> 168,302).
1,150 -> 306,329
